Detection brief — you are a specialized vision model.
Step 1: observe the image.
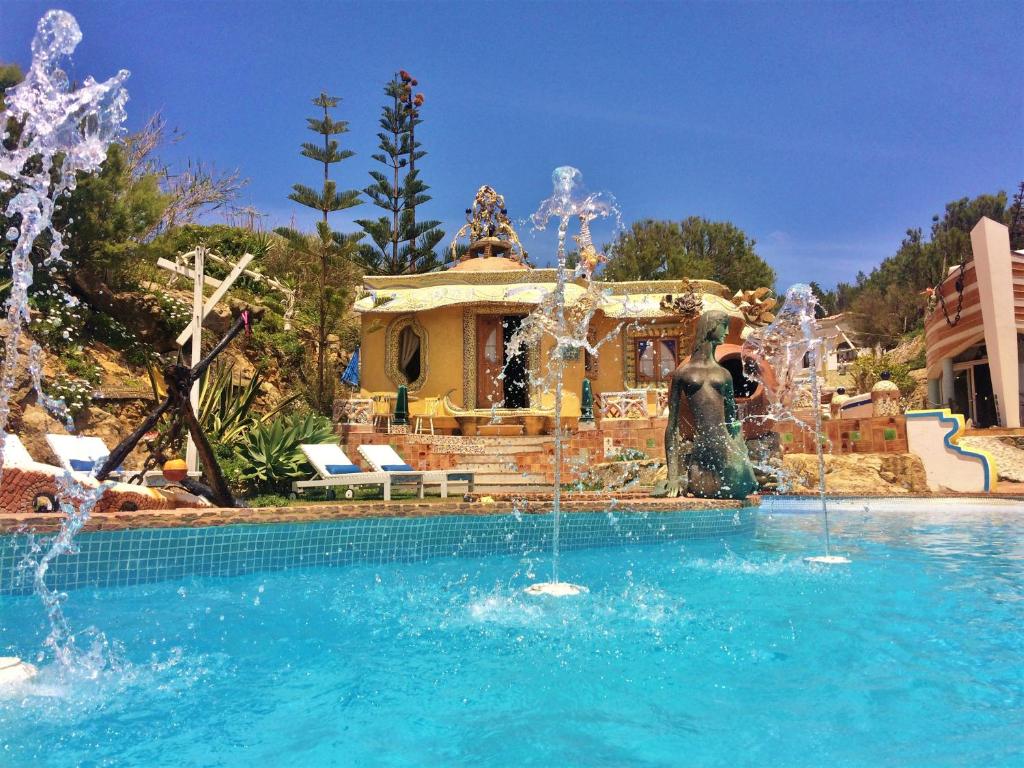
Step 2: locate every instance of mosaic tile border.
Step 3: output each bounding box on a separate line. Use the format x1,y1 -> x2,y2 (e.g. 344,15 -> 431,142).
0,508 -> 755,596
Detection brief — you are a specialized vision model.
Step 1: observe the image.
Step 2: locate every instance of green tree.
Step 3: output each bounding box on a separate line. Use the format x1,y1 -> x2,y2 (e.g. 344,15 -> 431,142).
848,353 -> 915,397
0,62 -> 22,93
601,217 -> 776,293
356,71 -> 444,274
55,143 -> 168,279
1010,182 -> 1024,251
808,281 -> 838,316
287,92 -> 362,412
843,191 -> 1012,347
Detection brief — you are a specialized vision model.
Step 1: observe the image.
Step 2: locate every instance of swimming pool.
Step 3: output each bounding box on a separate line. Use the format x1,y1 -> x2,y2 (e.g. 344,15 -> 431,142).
1,500 -> 1022,767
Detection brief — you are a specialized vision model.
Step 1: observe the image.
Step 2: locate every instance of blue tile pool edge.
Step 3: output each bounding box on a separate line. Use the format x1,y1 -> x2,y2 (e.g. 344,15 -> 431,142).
0,508 -> 755,595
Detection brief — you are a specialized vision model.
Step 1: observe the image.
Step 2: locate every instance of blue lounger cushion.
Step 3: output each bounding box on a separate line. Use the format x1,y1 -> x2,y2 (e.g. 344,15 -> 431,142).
382,463 -> 415,472
448,473 -> 474,481
325,464 -> 362,475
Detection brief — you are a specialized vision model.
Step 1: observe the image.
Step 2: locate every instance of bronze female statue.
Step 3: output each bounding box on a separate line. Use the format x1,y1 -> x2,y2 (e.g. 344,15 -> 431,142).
653,310 -> 759,500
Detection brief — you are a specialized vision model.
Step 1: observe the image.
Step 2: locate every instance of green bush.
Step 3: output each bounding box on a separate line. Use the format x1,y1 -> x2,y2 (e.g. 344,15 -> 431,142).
44,375 -> 93,417
86,310 -> 153,366
60,351 -> 102,386
199,361 -> 296,450
848,354 -> 915,396
151,290 -> 191,337
29,284 -> 86,349
246,493 -> 293,508
235,412 -> 334,494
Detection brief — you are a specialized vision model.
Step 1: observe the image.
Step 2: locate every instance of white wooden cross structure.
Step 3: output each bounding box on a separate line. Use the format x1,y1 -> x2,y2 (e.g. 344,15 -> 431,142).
157,246 -> 254,472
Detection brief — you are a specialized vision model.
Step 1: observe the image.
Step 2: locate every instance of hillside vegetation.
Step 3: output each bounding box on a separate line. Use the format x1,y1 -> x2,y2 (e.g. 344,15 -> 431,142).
813,189 -> 1023,349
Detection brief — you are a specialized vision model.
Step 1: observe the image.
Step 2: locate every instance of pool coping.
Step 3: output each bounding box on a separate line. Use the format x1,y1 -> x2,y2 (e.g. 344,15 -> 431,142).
0,494 -> 757,534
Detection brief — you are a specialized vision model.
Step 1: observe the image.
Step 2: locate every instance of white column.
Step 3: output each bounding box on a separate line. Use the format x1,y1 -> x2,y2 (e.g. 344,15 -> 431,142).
941,357 -> 955,408
185,247 -> 205,472
927,378 -> 941,408
970,218 -> 1020,428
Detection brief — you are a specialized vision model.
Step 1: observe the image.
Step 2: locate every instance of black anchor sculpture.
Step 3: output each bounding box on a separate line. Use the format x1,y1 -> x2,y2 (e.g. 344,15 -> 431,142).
95,306 -> 263,508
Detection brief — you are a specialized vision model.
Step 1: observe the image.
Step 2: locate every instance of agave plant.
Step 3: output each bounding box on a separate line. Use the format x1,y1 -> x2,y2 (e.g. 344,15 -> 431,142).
199,361 -> 296,449
236,411 -> 334,493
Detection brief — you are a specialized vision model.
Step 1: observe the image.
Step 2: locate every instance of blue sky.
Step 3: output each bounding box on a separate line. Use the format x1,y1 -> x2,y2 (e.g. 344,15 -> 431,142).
2,1 -> 1021,290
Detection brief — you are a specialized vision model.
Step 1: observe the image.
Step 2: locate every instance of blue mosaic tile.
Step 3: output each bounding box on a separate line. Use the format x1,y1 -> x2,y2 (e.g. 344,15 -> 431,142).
0,508 -> 755,595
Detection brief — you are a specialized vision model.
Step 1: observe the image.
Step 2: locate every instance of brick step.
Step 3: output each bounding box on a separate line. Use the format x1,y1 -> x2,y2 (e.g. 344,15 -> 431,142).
415,435 -> 552,445
473,485 -> 554,494
415,445 -> 551,458
472,472 -> 547,485
463,445 -> 552,456
452,460 -> 524,472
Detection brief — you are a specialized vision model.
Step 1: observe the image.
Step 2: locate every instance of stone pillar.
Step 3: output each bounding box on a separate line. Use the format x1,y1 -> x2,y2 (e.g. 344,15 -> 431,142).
971,217 -> 1021,427
941,357 -> 955,408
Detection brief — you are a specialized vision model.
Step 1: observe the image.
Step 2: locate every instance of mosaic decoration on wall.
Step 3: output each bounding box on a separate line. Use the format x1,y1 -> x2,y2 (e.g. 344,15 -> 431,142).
385,314 -> 429,391
461,304 -> 541,409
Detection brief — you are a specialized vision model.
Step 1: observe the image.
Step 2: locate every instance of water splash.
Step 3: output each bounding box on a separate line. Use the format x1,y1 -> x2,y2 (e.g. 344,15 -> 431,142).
1,10 -> 129,459
516,167 -> 621,591
742,284 -> 840,560
1,10 -> 130,666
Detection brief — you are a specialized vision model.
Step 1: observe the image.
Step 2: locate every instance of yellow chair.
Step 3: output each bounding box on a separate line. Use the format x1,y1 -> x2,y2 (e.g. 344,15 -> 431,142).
413,396 -> 442,435
369,392 -> 394,433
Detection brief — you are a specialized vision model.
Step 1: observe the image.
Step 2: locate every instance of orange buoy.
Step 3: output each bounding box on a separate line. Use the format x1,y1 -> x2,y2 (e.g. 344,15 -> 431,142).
163,458 -> 188,483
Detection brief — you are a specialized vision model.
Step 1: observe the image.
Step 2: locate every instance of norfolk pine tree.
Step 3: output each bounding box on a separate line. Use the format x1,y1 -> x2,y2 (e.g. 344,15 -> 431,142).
356,71 -> 444,274
284,92 -> 362,413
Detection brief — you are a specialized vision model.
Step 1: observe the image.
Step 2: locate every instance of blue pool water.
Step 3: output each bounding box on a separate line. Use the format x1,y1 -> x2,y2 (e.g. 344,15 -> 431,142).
1,501 -> 1022,767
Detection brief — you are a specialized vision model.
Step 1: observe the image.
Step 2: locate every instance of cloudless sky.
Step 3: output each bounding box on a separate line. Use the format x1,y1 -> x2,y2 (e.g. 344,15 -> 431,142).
2,0 -> 1021,290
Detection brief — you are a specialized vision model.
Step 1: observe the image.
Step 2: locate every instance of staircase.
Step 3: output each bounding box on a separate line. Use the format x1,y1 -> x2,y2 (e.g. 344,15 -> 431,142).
443,435 -> 554,493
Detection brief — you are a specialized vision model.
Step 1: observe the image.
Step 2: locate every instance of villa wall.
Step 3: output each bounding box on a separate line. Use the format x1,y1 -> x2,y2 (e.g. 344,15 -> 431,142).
359,306 -> 465,405
590,314 -> 626,394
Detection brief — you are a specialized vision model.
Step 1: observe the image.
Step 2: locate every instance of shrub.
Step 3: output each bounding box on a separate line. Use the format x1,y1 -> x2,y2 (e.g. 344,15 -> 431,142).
848,354 -> 915,396
86,310 -> 153,366
246,493 -> 292,508
151,290 -> 191,336
29,284 -> 86,349
60,351 -> 102,386
235,412 -> 334,494
199,361 -> 297,449
43,375 -> 93,417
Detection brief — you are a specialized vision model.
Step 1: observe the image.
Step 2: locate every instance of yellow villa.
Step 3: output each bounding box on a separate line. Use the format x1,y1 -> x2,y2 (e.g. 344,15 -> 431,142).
350,186 -> 756,436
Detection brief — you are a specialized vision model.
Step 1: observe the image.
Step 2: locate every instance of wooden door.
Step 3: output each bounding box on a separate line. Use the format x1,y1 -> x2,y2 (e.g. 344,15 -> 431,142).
476,315 -> 505,407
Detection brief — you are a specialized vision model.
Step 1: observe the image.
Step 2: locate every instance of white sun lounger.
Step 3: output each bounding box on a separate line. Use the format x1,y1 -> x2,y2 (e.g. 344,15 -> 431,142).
44,433 -> 199,487
292,443 -> 420,501
357,444 -> 474,499
45,433 -> 125,479
1,432 -> 37,468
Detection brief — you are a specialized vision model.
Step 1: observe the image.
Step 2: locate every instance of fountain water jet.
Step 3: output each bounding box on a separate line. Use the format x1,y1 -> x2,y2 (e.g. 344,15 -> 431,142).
742,284 -> 850,565
518,167 -> 620,597
1,10 -> 131,679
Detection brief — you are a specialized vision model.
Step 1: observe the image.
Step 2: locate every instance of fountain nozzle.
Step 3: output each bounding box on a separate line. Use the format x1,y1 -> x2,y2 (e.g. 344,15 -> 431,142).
524,582 -> 588,597
0,657 -> 38,688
